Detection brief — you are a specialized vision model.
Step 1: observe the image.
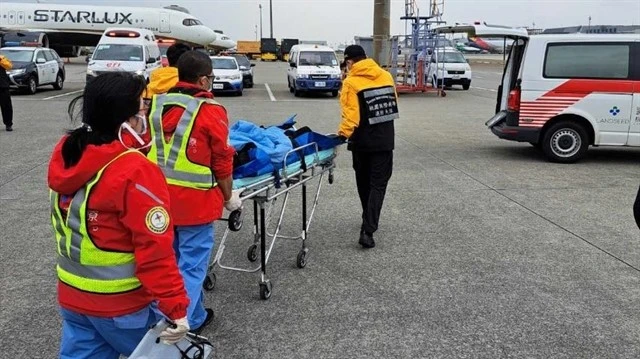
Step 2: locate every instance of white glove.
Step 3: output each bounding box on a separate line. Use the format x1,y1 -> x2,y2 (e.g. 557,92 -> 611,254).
159,317 -> 190,345
224,191 -> 242,212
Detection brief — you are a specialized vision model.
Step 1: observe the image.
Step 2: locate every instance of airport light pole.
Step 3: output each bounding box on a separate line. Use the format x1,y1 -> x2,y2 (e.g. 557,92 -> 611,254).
269,0 -> 274,39
259,4 -> 263,39
373,0 -> 391,66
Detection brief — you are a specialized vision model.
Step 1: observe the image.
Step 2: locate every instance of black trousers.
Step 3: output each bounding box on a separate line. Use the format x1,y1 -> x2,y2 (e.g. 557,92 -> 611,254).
0,88 -> 12,127
352,150 -> 393,234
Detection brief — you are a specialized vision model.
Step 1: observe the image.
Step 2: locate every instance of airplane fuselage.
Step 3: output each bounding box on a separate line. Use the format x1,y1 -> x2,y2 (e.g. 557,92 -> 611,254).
0,2 -> 216,47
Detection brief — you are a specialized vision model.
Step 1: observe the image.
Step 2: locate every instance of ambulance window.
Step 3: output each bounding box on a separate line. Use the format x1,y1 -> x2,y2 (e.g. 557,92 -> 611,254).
544,43 -> 630,79
36,51 -> 46,62
43,50 -> 55,61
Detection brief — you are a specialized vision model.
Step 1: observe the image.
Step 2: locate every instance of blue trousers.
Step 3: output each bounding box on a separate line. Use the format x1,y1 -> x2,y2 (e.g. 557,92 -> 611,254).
59,306 -> 158,359
174,223 -> 214,329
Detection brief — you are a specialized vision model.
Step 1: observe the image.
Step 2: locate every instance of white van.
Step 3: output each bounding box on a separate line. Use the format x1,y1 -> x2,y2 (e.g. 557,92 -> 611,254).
86,28 -> 161,83
428,47 -> 472,90
439,24 -> 640,163
287,44 -> 342,97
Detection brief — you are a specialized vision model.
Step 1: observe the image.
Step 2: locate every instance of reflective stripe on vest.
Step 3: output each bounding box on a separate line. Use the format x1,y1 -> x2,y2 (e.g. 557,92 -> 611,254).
148,93 -> 218,190
50,150 -> 142,294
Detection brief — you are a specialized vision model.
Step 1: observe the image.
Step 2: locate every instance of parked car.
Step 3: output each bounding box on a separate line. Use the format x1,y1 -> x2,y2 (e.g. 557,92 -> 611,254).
428,47 -> 472,90
0,46 -> 65,94
210,56 -> 243,96
229,53 -> 255,88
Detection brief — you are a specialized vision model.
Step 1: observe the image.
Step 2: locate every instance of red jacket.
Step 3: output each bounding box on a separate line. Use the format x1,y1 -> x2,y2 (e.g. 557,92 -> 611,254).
160,82 -> 235,225
47,137 -> 189,320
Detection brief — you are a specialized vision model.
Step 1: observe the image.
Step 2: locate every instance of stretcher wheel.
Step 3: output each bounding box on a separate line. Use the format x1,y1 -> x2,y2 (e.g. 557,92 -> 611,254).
328,173 -> 334,184
229,210 -> 243,231
203,273 -> 216,292
247,244 -> 258,262
296,249 -> 308,268
259,281 -> 272,300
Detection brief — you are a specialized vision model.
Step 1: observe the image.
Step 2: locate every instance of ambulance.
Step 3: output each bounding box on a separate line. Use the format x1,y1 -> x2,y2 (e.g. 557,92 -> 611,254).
86,28 -> 161,83
437,24 -> 640,163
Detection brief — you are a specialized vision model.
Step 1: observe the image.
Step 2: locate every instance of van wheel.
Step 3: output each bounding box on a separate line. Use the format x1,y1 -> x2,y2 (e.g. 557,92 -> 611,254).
53,72 -> 64,90
288,79 -> 294,93
23,76 -> 38,95
541,121 -> 589,163
462,83 -> 470,90
331,90 -> 338,97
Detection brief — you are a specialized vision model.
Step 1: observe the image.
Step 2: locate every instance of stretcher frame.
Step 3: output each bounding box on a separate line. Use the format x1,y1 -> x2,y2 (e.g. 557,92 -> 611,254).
205,142 -> 337,300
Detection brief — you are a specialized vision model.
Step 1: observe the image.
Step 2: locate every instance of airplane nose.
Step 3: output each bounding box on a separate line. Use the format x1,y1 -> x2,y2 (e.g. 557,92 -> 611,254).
204,28 -> 217,43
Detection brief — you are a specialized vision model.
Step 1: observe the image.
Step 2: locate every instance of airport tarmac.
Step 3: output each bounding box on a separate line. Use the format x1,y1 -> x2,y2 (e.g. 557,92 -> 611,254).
2,61 -> 640,358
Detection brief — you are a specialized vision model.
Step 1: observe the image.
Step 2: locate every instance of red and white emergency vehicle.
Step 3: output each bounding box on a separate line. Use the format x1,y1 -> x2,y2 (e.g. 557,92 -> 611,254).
438,24 -> 640,163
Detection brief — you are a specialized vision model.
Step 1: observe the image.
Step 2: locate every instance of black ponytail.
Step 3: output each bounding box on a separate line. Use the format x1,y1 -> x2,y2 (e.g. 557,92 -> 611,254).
60,73 -> 146,168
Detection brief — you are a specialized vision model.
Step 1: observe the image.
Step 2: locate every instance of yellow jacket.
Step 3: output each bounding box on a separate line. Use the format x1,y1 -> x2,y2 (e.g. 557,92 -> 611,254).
0,56 -> 13,71
145,67 -> 178,98
338,58 -> 396,138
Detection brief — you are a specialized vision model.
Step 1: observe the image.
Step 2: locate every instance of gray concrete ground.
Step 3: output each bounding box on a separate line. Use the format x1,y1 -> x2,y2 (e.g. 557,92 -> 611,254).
2,60 -> 640,358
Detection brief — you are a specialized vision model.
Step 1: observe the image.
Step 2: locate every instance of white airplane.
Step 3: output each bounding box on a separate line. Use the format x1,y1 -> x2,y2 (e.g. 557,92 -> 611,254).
161,6 -> 235,52
0,2 -> 217,56
210,30 -> 236,51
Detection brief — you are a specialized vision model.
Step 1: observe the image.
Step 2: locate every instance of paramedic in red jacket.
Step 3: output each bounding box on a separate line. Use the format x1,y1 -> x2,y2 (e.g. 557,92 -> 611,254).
147,50 -> 240,333
47,72 -> 190,359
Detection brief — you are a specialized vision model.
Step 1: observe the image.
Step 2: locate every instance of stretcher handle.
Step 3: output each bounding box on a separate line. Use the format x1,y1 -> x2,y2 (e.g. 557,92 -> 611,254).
282,142 -> 320,178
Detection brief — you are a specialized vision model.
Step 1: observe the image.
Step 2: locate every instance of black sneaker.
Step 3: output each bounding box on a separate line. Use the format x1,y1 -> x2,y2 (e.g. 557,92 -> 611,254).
359,231 -> 375,249
5,126 -> 12,132
191,308 -> 214,334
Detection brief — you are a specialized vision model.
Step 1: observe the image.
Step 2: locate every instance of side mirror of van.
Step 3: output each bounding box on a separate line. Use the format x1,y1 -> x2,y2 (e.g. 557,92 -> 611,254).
289,62 -> 297,68
146,58 -> 156,64
85,56 -> 90,63
250,63 -> 256,67
36,58 -> 46,64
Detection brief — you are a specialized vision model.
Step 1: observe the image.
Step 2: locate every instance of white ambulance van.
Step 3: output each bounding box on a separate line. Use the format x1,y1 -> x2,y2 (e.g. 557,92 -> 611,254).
438,24 -> 640,163
287,44 -> 342,97
87,28 -> 161,83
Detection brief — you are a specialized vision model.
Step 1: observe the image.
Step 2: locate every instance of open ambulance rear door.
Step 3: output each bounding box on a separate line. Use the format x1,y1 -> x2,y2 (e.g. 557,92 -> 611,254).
435,24 -> 529,127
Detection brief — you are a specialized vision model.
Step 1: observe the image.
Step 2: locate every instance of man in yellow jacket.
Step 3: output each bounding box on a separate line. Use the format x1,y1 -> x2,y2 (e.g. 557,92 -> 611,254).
0,54 -> 13,131
145,43 -> 191,99
338,45 -> 398,249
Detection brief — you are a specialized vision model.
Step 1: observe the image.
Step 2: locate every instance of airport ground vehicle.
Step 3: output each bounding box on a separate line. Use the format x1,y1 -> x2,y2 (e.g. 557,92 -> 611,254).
279,38 -> 299,61
210,56 -> 243,96
427,47 -> 472,90
261,38 -> 278,61
287,44 -> 341,97
236,40 -> 261,59
0,46 -> 65,94
438,24 -> 640,163
229,54 -> 255,88
86,28 -> 161,83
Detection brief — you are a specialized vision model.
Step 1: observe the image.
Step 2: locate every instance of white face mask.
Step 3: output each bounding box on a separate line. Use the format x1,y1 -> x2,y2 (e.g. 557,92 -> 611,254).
119,115 -> 151,150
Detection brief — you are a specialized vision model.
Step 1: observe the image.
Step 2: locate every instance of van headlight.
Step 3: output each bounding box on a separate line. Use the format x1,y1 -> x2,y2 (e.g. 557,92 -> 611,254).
232,74 -> 242,80
135,70 -> 145,76
297,74 -> 309,79
8,68 -> 26,76
330,74 -> 340,79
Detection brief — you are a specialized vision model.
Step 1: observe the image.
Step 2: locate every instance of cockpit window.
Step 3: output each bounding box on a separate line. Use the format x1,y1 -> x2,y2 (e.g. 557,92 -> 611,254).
182,18 -> 203,26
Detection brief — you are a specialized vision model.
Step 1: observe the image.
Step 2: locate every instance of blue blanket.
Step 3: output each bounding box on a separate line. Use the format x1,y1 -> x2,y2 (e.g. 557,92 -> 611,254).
230,115 -> 341,180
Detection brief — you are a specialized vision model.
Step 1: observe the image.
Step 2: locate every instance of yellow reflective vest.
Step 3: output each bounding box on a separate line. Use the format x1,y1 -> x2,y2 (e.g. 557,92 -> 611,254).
50,151 -> 141,294
147,93 -> 218,190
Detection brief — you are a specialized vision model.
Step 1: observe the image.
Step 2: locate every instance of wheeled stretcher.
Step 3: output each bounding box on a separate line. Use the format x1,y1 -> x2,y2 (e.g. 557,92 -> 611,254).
204,142 -> 338,300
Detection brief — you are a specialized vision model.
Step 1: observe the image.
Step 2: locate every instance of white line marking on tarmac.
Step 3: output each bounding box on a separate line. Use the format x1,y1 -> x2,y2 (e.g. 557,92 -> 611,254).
471,86 -> 498,92
264,83 -> 276,102
43,89 -> 83,100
